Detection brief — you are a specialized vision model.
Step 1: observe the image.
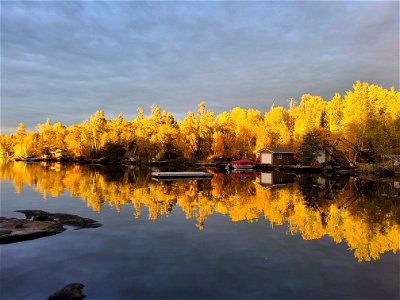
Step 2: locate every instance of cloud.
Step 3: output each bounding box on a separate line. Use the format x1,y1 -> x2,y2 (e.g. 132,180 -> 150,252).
1,1 -> 398,133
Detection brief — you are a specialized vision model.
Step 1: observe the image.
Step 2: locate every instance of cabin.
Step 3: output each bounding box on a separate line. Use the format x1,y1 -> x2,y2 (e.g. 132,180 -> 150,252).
50,149 -> 67,160
255,147 -> 295,166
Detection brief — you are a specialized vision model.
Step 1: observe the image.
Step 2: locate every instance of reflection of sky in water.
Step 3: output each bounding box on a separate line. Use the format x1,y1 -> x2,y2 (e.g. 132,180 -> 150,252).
1,180 -> 399,300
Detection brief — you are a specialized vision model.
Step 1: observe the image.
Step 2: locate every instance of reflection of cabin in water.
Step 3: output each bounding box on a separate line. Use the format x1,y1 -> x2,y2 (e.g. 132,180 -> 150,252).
255,147 -> 295,166
256,172 -> 296,189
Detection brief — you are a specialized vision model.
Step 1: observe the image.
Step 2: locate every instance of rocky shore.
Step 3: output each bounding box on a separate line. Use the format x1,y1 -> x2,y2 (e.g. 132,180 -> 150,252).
0,210 -> 101,244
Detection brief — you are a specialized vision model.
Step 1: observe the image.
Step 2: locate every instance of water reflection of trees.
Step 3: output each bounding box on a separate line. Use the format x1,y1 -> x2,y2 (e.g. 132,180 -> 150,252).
281,174 -> 399,261
1,161 -> 399,262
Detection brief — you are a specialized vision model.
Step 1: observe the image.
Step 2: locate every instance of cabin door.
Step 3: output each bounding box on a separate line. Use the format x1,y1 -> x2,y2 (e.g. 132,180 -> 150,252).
262,153 -> 272,164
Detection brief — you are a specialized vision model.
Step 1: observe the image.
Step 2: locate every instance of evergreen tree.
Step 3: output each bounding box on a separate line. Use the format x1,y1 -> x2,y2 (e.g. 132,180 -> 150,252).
298,130 -> 322,165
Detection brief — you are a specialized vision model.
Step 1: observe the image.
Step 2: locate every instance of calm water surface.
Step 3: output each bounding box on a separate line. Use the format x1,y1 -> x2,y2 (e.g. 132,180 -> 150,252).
1,162 -> 399,299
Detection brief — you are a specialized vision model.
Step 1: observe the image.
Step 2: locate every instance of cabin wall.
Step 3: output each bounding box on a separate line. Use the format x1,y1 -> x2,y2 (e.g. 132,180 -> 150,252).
272,153 -> 294,166
259,151 -> 295,165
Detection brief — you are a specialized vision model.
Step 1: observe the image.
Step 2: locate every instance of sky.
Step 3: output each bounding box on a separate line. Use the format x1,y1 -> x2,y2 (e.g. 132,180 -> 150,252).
1,1 -> 399,134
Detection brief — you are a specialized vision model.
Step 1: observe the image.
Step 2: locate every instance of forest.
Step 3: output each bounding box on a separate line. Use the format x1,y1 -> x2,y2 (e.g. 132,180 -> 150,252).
1,81 -> 399,163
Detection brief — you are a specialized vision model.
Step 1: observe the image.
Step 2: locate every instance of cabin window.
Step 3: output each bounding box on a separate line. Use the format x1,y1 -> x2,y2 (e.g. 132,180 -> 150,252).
278,177 -> 283,184
277,154 -> 283,159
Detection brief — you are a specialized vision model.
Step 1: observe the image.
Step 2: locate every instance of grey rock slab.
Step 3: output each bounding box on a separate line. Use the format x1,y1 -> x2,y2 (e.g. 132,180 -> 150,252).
0,210 -> 101,244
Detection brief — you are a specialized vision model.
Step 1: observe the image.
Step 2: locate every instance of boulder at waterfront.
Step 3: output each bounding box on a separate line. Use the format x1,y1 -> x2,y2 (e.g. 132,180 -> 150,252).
0,210 -> 101,244
48,283 -> 86,300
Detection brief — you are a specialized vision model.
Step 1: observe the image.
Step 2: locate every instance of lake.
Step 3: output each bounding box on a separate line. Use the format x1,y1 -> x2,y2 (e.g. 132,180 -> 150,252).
1,161 -> 399,299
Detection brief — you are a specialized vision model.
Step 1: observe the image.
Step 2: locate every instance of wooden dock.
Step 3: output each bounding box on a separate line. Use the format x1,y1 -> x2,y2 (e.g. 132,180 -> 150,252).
152,172 -> 212,181
274,165 -> 322,173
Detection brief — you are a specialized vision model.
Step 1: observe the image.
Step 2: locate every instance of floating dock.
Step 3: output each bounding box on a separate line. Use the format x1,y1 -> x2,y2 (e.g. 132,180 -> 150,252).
152,172 -> 212,181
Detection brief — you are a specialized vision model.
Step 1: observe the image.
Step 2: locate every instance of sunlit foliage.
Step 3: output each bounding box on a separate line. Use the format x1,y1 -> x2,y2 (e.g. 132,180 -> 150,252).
0,82 -> 398,161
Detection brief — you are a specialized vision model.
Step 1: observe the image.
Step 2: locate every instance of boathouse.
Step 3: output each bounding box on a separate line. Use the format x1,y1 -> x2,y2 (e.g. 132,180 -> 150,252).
255,146 -> 295,166
51,149 -> 67,160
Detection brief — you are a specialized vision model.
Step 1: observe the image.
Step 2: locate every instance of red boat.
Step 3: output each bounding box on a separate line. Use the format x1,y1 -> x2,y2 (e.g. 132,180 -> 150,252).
227,159 -> 256,170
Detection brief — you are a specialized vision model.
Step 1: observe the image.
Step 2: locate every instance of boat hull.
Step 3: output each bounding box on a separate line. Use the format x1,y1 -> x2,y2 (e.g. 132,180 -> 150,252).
232,165 -> 255,170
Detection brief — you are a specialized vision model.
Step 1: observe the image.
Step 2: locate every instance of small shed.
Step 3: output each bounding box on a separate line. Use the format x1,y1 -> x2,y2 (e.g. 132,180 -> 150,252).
316,150 -> 327,164
255,147 -> 295,166
51,149 -> 67,159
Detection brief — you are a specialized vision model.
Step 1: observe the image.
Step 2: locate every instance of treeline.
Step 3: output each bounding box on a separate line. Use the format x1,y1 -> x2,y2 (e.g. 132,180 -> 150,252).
1,81 -> 399,161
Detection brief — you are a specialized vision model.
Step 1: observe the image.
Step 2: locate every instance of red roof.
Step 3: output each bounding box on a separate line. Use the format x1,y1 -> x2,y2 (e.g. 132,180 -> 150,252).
255,146 -> 295,154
